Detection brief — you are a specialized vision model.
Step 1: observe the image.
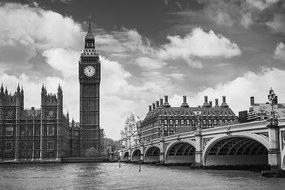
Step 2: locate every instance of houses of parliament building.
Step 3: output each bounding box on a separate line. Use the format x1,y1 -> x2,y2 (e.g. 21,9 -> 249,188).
0,20 -> 103,162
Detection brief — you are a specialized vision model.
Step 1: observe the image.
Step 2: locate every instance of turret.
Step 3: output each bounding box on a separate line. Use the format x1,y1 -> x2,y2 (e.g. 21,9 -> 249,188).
57,84 -> 63,117
1,84 -> 4,95
41,84 -> 46,106
17,84 -> 20,94
5,86 -> 8,95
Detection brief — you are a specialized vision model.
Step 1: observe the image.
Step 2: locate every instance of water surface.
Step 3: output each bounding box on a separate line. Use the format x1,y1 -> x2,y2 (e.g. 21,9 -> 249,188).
0,163 -> 284,190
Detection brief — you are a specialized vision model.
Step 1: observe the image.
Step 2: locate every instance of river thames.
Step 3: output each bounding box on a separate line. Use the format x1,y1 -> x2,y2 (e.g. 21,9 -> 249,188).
0,163 -> 285,190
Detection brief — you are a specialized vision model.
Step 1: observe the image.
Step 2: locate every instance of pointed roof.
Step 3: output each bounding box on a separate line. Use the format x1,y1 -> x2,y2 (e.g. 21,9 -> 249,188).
85,16 -> 94,40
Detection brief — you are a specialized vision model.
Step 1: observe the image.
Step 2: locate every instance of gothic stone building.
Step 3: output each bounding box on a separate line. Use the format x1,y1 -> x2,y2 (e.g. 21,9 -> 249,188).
79,18 -> 103,156
0,84 -> 70,162
140,95 -> 237,143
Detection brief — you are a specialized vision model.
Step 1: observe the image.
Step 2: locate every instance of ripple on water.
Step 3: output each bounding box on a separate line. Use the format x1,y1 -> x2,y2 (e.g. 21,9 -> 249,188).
0,163 -> 285,190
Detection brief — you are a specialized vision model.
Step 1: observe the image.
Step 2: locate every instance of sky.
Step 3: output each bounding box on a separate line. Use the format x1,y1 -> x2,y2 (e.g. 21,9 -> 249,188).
0,0 -> 285,140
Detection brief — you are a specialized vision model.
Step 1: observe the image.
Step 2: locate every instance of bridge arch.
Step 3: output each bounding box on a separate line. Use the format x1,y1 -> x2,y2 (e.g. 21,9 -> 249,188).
165,141 -> 196,164
123,151 -> 130,161
203,134 -> 268,166
131,149 -> 141,162
144,145 -> 160,163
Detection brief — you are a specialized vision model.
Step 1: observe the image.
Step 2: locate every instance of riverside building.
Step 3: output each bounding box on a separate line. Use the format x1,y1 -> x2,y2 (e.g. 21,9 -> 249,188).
139,95 -> 237,143
0,84 -> 71,162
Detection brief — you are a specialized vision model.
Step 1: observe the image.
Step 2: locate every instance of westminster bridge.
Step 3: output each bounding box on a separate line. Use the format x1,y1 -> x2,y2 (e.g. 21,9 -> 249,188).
119,118 -> 285,170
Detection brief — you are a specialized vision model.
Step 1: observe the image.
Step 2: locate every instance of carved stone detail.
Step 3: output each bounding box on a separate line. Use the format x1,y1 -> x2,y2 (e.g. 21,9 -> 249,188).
256,132 -> 269,141
203,137 -> 213,148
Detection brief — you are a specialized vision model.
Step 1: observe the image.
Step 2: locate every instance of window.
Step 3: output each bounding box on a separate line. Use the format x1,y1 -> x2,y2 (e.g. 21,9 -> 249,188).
6,142 -> 13,150
175,120 -> 178,125
47,126 -> 54,136
186,120 -> 190,125
181,120 -> 184,125
164,120 -> 167,125
203,120 -> 206,125
6,126 -> 13,136
214,120 -> 217,125
74,131 -> 79,136
209,120 -> 212,124
47,141 -> 54,150
164,126 -> 168,131
170,120 -> 173,125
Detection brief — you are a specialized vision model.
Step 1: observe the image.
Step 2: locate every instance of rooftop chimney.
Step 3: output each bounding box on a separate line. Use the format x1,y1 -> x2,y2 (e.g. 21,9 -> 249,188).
156,101 -> 159,108
152,103 -> 155,110
215,99 -> 219,107
149,105 -> 152,111
250,96 -> 254,106
204,96 -> 208,103
163,95 -> 170,107
209,101 -> 212,107
221,96 -> 228,108
202,95 -> 211,108
181,95 -> 189,108
160,98 -> 163,106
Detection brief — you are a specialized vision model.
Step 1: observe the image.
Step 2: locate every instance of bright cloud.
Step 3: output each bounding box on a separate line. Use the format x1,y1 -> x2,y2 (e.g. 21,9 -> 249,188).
157,28 -> 241,68
0,2 -> 83,76
168,67 -> 285,115
274,42 -> 285,61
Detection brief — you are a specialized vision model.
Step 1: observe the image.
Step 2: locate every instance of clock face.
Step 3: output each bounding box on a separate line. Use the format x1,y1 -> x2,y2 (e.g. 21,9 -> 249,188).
84,66 -> 95,77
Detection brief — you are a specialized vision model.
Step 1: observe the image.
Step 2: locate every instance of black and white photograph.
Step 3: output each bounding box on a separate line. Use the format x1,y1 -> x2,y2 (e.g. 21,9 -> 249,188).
0,0 -> 285,189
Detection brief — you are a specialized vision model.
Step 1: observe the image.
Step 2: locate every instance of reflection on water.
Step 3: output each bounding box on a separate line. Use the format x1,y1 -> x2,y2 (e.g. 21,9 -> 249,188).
0,163 -> 285,190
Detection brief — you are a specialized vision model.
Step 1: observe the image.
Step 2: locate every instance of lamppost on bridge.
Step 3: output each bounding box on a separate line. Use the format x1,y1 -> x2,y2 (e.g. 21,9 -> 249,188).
267,88 -> 278,127
264,88 -> 283,176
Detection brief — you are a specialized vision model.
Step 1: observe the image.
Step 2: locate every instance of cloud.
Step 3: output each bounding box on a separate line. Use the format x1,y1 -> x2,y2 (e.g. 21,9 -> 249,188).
198,0 -> 284,30
136,57 -> 167,70
96,28 -> 152,56
266,14 -> 285,33
43,48 -> 79,78
157,28 -> 241,68
246,0 -> 279,11
0,2 -> 83,77
274,42 -> 285,61
168,67 -> 285,114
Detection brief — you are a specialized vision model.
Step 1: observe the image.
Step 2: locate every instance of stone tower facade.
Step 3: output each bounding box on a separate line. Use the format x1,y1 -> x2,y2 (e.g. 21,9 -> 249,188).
0,84 -> 70,162
79,19 -> 102,156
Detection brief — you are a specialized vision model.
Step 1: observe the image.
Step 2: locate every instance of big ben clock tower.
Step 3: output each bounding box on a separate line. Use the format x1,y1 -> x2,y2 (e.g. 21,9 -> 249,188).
79,18 -> 101,156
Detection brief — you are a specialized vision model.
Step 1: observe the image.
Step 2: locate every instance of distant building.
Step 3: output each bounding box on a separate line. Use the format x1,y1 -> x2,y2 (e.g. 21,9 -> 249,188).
120,113 -> 140,150
239,91 -> 285,122
139,95 -> 237,143
0,84 -> 70,162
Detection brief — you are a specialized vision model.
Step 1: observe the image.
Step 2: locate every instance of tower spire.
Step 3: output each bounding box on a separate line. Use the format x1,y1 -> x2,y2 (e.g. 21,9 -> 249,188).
86,15 -> 94,40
